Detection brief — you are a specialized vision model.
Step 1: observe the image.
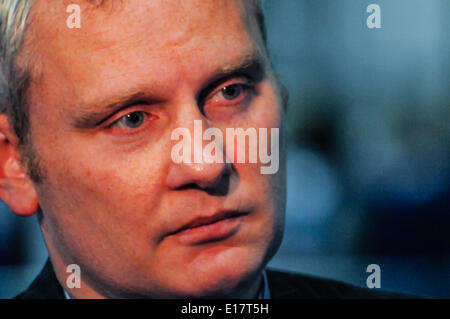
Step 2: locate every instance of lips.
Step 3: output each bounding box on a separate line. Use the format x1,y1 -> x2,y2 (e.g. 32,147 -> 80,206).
169,210 -> 248,245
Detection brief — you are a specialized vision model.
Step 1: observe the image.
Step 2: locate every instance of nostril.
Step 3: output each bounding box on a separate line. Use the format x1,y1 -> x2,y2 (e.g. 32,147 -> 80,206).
176,166 -> 231,196
177,183 -> 201,191
204,171 -> 230,196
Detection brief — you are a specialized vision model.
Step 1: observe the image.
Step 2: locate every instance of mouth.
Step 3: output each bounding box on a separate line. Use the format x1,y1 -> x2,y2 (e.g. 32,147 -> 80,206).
169,210 -> 249,245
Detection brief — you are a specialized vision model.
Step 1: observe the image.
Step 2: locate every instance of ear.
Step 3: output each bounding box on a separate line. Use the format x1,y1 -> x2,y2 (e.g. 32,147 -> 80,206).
0,114 -> 39,216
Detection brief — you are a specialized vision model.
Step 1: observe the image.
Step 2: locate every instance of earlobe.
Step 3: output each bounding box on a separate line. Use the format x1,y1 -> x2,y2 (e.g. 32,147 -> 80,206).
0,175 -> 39,216
0,114 -> 39,216
6,179 -> 39,216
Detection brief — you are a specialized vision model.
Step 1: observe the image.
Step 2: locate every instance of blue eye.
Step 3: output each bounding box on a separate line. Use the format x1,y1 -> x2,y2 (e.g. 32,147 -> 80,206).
220,84 -> 245,100
112,111 -> 148,129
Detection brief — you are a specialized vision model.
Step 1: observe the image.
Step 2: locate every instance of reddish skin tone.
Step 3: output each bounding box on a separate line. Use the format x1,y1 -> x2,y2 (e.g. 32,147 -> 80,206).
0,0 -> 286,298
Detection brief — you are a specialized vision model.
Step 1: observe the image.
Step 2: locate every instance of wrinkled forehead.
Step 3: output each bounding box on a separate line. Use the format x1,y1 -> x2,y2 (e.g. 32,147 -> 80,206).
26,0 -> 264,57
23,0 -> 267,86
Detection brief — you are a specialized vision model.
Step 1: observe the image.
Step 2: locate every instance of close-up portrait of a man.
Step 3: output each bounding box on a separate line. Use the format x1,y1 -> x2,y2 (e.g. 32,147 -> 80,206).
0,0 -> 290,299
1,0 -> 448,301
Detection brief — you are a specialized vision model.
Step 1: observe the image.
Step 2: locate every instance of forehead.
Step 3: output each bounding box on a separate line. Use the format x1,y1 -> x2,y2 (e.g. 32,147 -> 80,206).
26,0 -> 262,102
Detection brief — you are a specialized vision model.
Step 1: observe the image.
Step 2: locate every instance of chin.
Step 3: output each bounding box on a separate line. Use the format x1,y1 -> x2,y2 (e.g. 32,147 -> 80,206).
173,272 -> 257,299
167,248 -> 263,298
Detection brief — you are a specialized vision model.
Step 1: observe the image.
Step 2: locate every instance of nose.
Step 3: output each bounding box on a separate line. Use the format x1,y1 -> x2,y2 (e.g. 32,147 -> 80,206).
167,160 -> 232,195
166,118 -> 234,196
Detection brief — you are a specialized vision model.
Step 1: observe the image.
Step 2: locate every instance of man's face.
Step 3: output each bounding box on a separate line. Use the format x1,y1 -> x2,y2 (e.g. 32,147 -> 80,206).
25,0 -> 286,298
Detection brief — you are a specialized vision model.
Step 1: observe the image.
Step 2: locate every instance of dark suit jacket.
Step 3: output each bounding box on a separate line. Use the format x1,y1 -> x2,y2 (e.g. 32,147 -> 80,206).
15,259 -> 411,299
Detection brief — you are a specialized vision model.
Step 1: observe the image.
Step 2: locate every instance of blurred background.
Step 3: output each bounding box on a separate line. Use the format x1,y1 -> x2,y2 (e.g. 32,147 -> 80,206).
1,0 -> 449,298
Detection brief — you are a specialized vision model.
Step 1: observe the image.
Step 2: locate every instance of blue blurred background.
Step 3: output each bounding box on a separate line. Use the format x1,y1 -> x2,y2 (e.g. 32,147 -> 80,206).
1,0 -> 449,298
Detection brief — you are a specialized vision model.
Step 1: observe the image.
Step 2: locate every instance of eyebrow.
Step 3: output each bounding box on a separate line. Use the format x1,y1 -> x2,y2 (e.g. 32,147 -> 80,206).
71,53 -> 266,129
71,91 -> 153,129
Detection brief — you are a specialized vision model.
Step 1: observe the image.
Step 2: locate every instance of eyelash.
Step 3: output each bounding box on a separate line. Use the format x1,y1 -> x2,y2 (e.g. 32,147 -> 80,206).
106,107 -> 155,135
207,82 -> 252,106
106,79 -> 254,133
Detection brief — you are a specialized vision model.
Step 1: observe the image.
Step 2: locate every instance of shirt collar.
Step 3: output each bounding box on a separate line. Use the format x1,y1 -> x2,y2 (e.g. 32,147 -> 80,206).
64,289 -> 72,299
258,269 -> 271,299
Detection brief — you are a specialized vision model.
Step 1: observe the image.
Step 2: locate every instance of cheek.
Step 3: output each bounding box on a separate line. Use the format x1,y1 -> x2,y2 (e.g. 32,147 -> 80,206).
234,83 -> 286,243
34,138 -> 173,270
35,133 -> 169,232
252,82 -> 282,128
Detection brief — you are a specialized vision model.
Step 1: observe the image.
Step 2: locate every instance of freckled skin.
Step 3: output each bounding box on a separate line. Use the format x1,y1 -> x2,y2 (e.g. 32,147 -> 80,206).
24,0 -> 286,298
